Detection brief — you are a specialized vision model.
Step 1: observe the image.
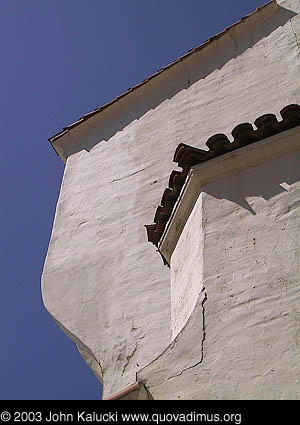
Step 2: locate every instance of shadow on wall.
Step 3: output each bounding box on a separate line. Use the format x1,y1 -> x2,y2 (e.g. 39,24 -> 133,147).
202,150 -> 300,215
53,3 -> 296,159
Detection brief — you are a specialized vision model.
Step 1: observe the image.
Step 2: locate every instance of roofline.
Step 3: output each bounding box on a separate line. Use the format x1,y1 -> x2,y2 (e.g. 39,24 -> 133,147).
145,104 -> 300,265
49,0 -> 274,146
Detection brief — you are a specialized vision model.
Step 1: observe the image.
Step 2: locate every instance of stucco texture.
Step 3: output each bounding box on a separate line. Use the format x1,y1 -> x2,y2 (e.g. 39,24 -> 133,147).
139,144 -> 300,399
42,0 -> 300,398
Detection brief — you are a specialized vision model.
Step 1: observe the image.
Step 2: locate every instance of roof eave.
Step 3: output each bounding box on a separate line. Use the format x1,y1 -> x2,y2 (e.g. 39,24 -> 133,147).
48,0 -> 275,149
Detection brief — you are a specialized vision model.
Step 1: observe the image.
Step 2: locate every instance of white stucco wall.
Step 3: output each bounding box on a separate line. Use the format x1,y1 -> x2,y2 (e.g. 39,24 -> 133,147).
170,196 -> 204,340
42,0 -> 300,398
140,144 -> 300,399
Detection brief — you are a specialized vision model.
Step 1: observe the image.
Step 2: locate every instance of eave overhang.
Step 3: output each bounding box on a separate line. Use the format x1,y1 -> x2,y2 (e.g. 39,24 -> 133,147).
145,104 -> 300,265
48,0 -> 276,162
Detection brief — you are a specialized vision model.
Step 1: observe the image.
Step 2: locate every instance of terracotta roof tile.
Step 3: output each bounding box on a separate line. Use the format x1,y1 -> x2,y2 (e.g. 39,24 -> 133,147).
145,104 -> 300,250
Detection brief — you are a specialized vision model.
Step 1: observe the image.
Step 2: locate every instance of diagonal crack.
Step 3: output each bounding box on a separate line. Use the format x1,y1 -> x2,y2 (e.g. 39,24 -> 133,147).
110,168 -> 146,184
290,19 -> 300,62
166,290 -> 208,381
143,289 -> 208,390
122,344 -> 138,375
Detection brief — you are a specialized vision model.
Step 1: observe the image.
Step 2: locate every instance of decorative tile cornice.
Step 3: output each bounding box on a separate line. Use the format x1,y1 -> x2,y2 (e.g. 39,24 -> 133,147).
145,104 -> 300,249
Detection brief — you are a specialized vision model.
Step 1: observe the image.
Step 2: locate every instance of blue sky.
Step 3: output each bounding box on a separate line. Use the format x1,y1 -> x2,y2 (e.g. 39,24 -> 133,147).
0,0 -> 266,400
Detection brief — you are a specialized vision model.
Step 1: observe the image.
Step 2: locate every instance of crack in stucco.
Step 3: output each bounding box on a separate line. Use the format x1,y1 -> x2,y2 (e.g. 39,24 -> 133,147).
122,344 -> 138,375
167,291 -> 208,381
80,294 -> 98,304
146,290 -> 208,390
290,19 -> 300,62
110,168 -> 146,184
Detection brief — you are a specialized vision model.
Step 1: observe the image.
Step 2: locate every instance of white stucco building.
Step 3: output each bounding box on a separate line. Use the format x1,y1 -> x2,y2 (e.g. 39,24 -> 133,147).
42,0 -> 300,400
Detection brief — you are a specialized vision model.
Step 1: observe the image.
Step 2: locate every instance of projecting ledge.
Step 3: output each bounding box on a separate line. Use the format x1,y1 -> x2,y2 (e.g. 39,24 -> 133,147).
159,125 -> 300,265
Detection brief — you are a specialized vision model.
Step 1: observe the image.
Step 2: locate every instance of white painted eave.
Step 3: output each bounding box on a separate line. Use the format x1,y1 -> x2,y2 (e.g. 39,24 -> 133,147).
49,0 -> 279,163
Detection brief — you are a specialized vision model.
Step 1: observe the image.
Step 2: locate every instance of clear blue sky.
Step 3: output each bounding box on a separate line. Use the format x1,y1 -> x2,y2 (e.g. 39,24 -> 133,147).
0,0 -> 266,400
